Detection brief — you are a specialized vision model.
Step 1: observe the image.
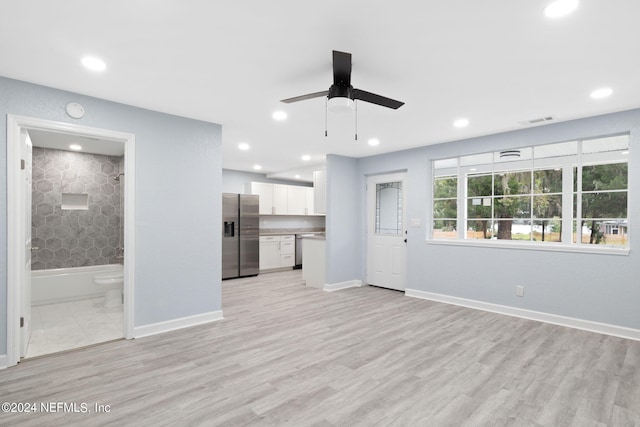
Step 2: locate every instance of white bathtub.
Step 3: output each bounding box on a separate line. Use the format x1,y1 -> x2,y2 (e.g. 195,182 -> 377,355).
31,264 -> 124,306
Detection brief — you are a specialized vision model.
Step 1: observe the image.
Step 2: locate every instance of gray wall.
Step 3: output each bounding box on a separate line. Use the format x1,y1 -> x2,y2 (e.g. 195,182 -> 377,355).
325,155 -> 362,284
0,76 -> 222,354
222,168 -> 311,194
31,147 -> 123,270
326,109 -> 640,330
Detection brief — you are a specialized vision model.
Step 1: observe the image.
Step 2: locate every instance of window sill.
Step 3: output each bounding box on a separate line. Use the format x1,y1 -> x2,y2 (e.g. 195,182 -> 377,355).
425,238 -> 630,256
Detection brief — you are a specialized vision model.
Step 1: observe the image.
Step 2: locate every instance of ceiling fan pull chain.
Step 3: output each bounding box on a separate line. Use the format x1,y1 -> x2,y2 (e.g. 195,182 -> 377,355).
325,97 -> 328,137
355,100 -> 358,141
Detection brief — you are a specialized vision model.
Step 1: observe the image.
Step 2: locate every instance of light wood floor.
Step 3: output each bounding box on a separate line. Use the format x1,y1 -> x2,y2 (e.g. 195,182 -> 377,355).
2,270 -> 639,426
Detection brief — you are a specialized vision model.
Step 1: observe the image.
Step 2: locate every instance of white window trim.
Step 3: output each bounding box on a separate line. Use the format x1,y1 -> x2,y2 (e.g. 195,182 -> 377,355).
426,237 -> 630,256
430,135 -> 630,252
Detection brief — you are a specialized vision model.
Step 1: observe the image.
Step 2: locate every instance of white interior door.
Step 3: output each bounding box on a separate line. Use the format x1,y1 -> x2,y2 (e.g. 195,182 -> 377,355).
366,172 -> 407,291
21,129 -> 33,357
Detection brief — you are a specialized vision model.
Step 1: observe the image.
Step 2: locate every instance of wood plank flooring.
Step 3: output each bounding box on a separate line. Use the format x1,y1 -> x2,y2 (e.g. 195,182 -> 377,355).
1,270 -> 639,426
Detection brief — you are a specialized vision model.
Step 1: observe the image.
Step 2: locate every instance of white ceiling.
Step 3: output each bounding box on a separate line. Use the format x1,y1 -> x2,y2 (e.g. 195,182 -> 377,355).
2,1 -> 639,182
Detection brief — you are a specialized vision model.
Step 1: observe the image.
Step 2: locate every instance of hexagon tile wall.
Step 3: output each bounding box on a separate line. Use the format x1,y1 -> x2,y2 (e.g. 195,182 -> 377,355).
31,147 -> 124,270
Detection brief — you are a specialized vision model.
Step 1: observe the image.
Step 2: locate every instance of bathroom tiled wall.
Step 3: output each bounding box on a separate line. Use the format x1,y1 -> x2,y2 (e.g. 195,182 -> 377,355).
31,147 -> 123,270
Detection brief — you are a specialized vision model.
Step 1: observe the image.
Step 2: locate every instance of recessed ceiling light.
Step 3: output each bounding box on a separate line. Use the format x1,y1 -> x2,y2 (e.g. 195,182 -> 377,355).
253,164 -> 262,171
272,111 -> 288,121
368,138 -> 380,146
81,56 -> 106,72
69,144 -> 82,151
238,142 -> 250,150
295,174 -> 301,179
301,154 -> 311,161
622,151 -> 629,155
590,87 -> 613,99
544,0 -> 579,18
454,118 -> 469,128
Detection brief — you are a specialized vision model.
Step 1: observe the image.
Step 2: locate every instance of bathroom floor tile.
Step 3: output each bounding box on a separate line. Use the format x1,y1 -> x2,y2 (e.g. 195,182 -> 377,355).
25,298 -> 124,359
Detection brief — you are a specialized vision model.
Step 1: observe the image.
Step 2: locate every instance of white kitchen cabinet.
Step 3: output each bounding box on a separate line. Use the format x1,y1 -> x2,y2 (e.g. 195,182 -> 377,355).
259,235 -> 295,270
287,186 -> 307,215
250,182 -> 288,215
313,170 -> 326,214
280,235 -> 295,254
273,184 -> 288,214
280,235 -> 295,266
259,236 -> 280,270
305,187 -> 315,215
251,181 -> 320,216
251,182 -> 275,215
280,253 -> 295,267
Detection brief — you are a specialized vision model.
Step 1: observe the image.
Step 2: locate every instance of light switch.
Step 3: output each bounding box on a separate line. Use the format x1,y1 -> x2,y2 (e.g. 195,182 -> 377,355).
410,218 -> 421,228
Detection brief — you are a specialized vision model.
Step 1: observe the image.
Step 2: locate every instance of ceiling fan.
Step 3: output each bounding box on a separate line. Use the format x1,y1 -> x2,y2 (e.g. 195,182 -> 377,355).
281,50 -> 405,111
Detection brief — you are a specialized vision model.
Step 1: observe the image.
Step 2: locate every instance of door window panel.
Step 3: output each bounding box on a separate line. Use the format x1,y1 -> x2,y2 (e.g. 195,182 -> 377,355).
376,182 -> 403,234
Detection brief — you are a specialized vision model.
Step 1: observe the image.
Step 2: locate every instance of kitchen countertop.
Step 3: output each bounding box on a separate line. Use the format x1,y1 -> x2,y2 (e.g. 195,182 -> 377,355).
259,228 -> 325,236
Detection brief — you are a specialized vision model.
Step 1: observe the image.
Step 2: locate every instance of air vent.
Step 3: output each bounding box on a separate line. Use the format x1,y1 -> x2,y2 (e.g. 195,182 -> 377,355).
499,150 -> 521,159
519,116 -> 554,125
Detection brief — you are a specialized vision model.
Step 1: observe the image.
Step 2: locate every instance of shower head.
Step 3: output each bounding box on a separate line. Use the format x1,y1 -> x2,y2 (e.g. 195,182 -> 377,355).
113,173 -> 124,182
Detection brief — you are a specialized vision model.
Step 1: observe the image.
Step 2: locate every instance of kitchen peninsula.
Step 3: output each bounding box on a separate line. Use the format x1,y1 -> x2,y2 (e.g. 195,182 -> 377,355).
301,234 -> 325,289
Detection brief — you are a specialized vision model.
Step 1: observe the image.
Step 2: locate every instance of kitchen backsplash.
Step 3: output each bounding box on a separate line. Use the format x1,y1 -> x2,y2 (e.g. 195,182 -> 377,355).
260,215 -> 325,231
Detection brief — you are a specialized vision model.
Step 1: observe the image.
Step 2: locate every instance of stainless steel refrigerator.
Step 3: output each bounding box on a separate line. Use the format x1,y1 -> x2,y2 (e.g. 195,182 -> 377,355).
222,193 -> 259,279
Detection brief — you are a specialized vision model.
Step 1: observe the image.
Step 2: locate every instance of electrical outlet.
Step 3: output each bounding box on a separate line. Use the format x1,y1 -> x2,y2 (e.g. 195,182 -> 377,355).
516,285 -> 524,297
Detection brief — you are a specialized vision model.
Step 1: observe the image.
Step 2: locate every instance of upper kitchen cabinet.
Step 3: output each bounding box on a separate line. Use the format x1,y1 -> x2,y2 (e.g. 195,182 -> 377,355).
305,187 -> 315,215
250,182 -> 321,216
251,182 -> 275,214
287,185 -> 307,215
273,184 -> 288,214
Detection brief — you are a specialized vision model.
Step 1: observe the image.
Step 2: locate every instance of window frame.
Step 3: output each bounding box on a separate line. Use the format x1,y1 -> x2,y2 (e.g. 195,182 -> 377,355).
428,135 -> 630,255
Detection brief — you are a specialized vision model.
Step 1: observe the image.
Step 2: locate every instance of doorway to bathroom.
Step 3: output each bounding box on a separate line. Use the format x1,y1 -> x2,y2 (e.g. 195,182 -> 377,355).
6,115 -> 135,366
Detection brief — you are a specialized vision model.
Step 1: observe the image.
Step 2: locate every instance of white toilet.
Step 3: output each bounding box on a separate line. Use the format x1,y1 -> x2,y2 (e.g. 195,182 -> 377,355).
93,273 -> 124,308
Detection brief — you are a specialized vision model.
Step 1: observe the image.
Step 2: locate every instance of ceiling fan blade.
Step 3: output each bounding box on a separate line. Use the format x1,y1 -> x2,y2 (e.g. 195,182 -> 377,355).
280,90 -> 328,103
353,89 -> 404,109
333,50 -> 352,86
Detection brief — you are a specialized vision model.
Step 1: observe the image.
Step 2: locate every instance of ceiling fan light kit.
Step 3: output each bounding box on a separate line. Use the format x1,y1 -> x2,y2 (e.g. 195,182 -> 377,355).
328,96 -> 354,113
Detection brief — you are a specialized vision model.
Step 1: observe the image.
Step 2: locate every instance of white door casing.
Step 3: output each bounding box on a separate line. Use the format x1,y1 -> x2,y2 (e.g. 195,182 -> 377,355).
20,130 -> 33,357
6,115 -> 136,367
366,172 -> 407,291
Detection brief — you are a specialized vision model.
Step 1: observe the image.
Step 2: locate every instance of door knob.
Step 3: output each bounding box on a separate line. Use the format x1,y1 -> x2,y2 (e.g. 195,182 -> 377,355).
404,239 -> 407,243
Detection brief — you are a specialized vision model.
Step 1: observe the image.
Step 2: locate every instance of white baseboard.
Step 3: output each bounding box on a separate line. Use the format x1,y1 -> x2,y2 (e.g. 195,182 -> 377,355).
405,288 -> 640,342
324,280 -> 363,292
0,354 -> 7,370
133,310 -> 224,339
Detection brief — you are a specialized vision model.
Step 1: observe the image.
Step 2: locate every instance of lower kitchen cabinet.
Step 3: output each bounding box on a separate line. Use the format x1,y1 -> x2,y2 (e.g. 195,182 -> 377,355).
279,235 -> 295,267
259,235 -> 295,270
259,238 -> 281,270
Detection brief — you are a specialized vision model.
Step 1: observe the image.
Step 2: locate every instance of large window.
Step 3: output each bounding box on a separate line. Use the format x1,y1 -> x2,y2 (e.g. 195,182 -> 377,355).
432,135 -> 629,248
